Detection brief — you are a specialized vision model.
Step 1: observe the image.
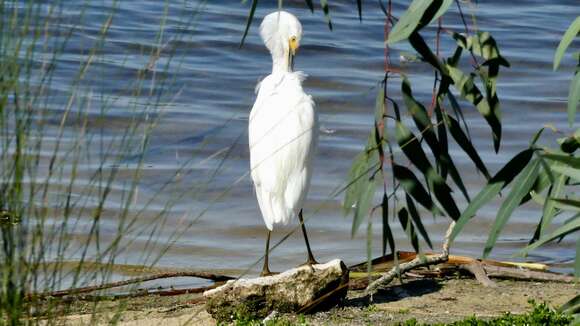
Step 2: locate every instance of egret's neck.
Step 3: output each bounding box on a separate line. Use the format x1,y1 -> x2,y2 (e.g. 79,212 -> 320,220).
271,48 -> 291,74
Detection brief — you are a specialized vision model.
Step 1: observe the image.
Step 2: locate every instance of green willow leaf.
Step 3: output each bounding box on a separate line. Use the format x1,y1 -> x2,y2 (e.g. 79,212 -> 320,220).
352,177 -> 377,237
393,164 -> 439,214
406,194 -> 433,249
394,112 -> 460,220
483,159 -> 540,258
552,198 -> 580,211
304,0 -> 314,12
381,193 -> 395,256
447,91 -> 471,139
409,31 -> 446,74
521,216 -> 580,255
559,293 -> 580,314
551,165 -> 580,182
520,162 -> 552,205
343,151 -> 371,214
554,16 -> 580,70
398,207 -> 420,253
453,32 -> 510,67
375,87 -> 385,123
540,172 -> 567,236
542,152 -> 580,169
320,0 -> 333,30
240,0 -> 259,47
568,70 -> 579,126
401,78 -> 443,170
388,0 -> 452,45
427,168 -> 460,220
450,148 -> 535,241
395,121 -> 432,174
576,238 -> 580,279
447,65 -> 502,152
444,112 -> 490,179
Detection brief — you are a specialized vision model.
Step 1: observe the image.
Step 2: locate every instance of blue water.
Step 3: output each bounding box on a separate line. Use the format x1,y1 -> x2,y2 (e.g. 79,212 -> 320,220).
23,0 -> 578,281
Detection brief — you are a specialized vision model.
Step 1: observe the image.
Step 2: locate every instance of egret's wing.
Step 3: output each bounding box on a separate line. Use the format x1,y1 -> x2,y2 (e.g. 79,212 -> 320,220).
249,74 -> 318,228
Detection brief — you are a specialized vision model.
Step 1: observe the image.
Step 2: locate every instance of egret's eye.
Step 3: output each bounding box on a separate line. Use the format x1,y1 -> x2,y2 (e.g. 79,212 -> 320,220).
290,36 -> 297,43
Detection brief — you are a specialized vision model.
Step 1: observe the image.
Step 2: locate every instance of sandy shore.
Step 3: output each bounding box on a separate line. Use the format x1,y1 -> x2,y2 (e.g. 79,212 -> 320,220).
48,277 -> 577,325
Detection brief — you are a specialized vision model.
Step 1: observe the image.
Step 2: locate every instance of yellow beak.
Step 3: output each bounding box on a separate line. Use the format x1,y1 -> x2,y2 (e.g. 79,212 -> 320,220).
289,38 -> 299,56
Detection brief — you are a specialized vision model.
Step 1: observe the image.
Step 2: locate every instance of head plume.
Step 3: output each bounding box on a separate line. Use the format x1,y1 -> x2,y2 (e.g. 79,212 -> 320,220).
259,11 -> 302,58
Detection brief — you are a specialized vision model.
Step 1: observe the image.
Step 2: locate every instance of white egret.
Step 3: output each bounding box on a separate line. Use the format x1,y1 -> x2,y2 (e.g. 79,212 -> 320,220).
248,10 -> 319,276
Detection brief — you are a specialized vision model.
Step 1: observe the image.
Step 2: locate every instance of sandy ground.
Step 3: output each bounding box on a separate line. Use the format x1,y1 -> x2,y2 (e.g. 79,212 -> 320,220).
49,277 -> 577,325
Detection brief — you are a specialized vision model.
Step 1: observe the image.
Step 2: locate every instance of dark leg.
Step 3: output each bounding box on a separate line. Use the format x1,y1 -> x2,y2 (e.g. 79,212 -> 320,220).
260,230 -> 273,277
298,209 -> 318,266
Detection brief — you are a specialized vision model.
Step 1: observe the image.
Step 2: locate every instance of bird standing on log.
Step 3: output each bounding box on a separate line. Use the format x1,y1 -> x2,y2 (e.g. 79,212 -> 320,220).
248,11 -> 319,276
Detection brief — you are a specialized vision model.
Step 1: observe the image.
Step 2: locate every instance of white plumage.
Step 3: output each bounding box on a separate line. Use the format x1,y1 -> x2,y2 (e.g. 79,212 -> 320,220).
249,11 -> 318,231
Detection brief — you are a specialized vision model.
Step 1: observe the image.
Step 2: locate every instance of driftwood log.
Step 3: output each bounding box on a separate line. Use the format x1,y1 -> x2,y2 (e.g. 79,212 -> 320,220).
203,259 -> 349,322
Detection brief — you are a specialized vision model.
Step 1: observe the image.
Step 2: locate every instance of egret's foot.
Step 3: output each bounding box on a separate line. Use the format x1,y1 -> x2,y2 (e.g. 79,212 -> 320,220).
299,257 -> 319,267
259,270 -> 278,277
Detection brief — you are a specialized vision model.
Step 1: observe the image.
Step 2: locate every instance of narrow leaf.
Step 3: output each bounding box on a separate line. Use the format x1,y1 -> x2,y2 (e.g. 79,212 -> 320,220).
352,177 -> 376,237
240,0 -> 259,48
540,172 -> 567,236
388,0 -> 452,44
395,121 -> 432,174
304,0 -> 314,12
381,193 -> 395,256
521,217 -> 580,254
447,65 -> 502,152
450,148 -> 535,241
542,152 -> 580,169
568,70 -> 579,126
427,169 -> 461,220
552,198 -> 580,211
444,112 -> 490,179
406,194 -> 433,249
554,16 -> 580,70
398,207 -> 420,253
320,0 -> 333,30
393,164 -> 439,214
483,159 -> 540,257
551,164 -> 580,182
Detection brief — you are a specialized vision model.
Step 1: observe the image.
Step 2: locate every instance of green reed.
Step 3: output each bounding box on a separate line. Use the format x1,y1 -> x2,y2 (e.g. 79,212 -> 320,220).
0,0 -> 207,323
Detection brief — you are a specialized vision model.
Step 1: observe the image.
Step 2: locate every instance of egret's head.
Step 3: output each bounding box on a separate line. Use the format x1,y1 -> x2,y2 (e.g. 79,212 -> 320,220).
260,11 -> 302,71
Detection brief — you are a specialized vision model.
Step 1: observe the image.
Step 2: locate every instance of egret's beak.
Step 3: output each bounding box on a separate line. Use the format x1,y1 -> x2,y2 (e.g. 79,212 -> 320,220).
289,38 -> 299,72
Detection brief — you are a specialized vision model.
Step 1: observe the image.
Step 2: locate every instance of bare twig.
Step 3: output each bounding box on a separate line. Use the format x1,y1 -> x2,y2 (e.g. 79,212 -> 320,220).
460,262 -> 497,287
481,265 -> 576,283
27,271 -> 233,300
50,284 -> 220,303
365,221 -> 455,297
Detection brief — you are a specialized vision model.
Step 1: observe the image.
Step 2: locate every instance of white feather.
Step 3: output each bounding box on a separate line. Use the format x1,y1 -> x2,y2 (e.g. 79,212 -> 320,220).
249,11 -> 317,231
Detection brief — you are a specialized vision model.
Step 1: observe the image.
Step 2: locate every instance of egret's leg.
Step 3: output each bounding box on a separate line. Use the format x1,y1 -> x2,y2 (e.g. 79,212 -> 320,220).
260,230 -> 273,277
298,209 -> 318,266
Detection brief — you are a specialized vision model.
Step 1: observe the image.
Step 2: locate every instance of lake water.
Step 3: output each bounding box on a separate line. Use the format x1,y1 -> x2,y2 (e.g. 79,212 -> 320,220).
24,0 -> 578,285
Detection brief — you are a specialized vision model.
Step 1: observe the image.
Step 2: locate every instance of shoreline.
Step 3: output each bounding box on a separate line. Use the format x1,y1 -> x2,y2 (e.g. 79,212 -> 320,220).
51,276 -> 577,325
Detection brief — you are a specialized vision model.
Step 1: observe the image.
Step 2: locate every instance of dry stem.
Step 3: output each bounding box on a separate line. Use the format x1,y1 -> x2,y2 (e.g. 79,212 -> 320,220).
365,221 -> 455,297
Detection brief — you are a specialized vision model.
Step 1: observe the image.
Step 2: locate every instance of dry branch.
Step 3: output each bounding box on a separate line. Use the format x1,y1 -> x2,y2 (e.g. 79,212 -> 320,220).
365,221 -> 455,297
482,265 -> 576,283
27,271 -> 233,300
460,262 -> 496,287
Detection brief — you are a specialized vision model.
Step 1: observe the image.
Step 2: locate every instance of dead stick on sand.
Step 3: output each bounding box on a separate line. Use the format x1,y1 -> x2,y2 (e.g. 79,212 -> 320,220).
27,271 -> 233,300
365,221 -> 456,297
